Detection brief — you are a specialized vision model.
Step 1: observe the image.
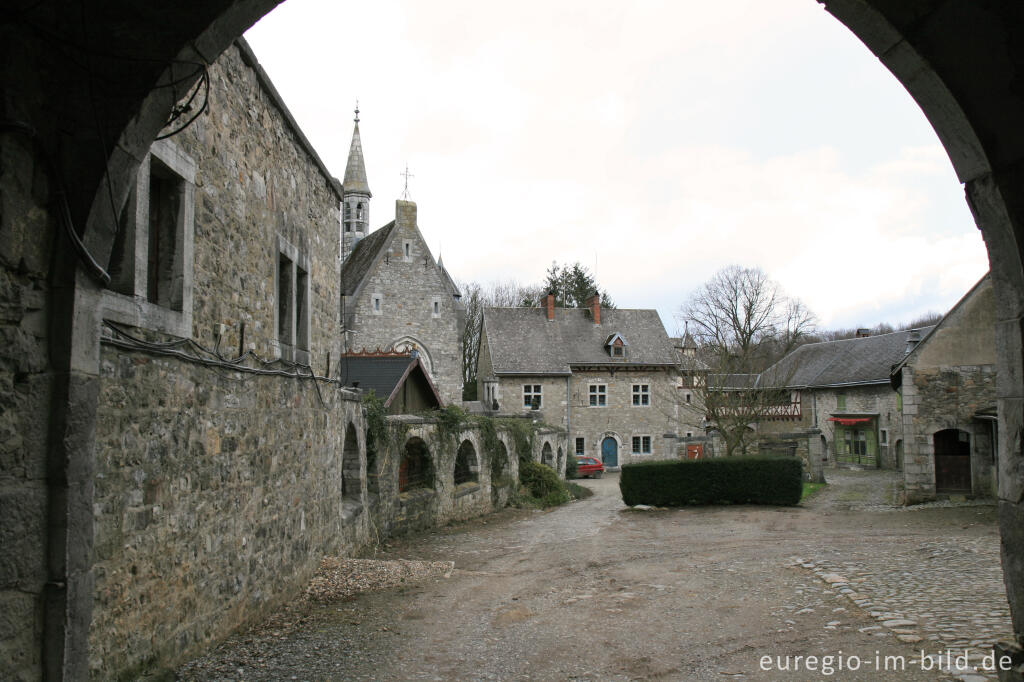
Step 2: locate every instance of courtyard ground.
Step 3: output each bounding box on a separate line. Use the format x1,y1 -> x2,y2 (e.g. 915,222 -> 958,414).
178,468 -> 1011,681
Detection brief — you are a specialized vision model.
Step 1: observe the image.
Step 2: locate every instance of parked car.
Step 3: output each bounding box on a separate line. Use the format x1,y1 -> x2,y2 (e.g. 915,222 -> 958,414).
576,456 -> 604,478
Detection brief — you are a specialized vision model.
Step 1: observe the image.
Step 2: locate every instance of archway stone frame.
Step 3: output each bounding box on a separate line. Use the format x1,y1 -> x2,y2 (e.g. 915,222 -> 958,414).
5,0 -> 1024,675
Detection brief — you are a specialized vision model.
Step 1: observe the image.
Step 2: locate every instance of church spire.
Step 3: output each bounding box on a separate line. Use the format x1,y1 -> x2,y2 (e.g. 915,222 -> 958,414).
342,104 -> 371,196
342,103 -> 371,258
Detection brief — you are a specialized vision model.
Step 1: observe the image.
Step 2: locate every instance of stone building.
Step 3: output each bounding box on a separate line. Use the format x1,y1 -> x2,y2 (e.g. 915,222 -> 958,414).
337,120 -> 465,403
88,38 -> 371,676
477,294 -> 684,469
760,326 -> 934,470
892,274 -> 997,503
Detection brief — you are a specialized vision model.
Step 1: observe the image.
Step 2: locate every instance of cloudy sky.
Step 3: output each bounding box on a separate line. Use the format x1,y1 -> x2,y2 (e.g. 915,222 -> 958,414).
244,0 -> 990,334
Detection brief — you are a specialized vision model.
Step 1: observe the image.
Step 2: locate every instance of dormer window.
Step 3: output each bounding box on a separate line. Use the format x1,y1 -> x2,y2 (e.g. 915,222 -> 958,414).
605,332 -> 628,358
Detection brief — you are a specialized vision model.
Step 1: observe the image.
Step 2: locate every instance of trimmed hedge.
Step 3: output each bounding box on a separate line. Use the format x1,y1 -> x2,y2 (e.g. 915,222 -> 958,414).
620,457 -> 803,507
519,459 -> 570,506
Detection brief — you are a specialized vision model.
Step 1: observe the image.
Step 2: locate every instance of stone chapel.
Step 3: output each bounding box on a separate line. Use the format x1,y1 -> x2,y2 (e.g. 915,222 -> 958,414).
337,110 -> 465,404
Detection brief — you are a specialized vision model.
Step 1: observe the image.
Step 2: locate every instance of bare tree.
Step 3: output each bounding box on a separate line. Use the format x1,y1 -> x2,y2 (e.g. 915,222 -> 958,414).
458,278 -> 543,399
678,265 -> 812,456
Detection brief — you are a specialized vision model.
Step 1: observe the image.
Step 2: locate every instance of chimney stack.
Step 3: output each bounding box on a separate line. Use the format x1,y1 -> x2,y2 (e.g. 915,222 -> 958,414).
396,199 -> 417,232
905,328 -> 922,355
586,292 -> 601,325
543,292 -> 556,321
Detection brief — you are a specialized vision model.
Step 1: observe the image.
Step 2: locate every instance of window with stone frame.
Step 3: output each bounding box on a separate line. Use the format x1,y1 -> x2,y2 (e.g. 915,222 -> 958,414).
523,384 -> 542,409
275,236 -> 310,363
588,384 -> 607,407
103,139 -> 195,337
631,435 -> 652,455
575,437 -> 585,456
632,384 -> 650,406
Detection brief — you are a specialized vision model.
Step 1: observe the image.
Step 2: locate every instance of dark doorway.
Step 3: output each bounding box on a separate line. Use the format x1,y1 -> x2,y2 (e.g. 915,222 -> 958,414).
934,429 -> 971,493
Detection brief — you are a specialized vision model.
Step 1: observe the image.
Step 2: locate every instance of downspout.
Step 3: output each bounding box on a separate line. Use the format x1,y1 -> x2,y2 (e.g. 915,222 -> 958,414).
565,375 -> 571,462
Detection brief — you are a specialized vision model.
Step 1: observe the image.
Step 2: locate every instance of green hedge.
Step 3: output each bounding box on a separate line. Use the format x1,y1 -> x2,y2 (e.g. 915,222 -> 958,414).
519,459 -> 569,506
619,457 -> 803,507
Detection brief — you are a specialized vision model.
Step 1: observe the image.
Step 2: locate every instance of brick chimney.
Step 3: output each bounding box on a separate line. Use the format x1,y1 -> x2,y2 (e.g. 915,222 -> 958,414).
543,292 -> 556,321
586,292 -> 601,325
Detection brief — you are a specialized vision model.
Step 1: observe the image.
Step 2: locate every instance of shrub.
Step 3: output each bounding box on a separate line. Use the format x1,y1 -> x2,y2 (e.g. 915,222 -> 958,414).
565,452 -> 578,479
619,457 -> 803,507
517,459 -> 570,507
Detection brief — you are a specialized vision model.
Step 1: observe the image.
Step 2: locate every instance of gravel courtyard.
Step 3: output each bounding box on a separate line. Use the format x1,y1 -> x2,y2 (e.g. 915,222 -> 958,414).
178,469 -> 1010,681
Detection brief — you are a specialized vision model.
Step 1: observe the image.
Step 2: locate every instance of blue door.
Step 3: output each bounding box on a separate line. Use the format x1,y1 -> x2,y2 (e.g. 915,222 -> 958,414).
601,437 -> 618,467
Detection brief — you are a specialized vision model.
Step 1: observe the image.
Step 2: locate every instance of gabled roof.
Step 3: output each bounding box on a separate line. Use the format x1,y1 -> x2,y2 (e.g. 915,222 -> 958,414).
340,222 -> 395,296
605,332 -> 628,347
482,307 -> 676,375
342,120 -> 371,196
761,326 -> 936,389
437,256 -> 463,303
338,355 -> 442,408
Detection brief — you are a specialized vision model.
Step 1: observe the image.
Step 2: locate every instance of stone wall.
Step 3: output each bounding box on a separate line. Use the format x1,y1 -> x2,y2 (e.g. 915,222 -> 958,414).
569,368 -> 680,466
0,123 -> 55,681
90,347 -> 367,678
806,385 -> 902,468
344,200 -> 464,404
899,277 -> 997,503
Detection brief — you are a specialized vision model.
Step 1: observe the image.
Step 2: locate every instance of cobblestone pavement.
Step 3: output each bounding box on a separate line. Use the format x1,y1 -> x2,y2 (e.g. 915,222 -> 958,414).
793,468 -> 1011,680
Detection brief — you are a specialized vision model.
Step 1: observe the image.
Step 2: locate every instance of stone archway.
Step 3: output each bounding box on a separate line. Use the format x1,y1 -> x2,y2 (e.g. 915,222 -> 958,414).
6,0 -> 1024,675
541,441 -> 554,468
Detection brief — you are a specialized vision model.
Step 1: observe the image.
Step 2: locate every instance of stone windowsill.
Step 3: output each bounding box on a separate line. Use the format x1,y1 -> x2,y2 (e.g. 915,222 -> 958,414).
454,482 -> 481,498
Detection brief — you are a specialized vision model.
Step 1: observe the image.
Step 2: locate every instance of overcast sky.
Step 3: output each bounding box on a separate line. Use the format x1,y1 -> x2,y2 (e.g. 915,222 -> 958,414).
244,0 -> 990,334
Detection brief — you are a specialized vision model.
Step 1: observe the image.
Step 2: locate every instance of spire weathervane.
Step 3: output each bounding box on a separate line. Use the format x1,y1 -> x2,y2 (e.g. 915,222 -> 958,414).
400,163 -> 414,200
354,100 -> 360,123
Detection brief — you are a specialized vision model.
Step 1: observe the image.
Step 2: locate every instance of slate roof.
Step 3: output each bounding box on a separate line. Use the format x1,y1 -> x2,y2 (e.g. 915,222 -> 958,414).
760,327 -> 935,389
708,373 -> 760,390
340,222 -> 395,296
482,307 -> 676,375
438,256 -> 462,301
342,120 -> 371,195
337,355 -> 441,407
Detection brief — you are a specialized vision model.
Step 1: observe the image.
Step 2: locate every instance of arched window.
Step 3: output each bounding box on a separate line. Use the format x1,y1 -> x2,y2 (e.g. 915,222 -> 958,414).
399,437 -> 433,493
455,440 -> 479,485
541,442 -> 554,468
341,425 -> 362,502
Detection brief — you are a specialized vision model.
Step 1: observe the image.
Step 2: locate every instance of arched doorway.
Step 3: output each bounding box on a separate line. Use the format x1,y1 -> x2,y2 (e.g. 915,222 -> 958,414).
602,437 -> 619,468
934,429 -> 971,493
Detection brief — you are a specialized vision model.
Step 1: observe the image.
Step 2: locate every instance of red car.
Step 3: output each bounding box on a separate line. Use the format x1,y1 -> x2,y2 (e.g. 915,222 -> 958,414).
575,456 -> 604,479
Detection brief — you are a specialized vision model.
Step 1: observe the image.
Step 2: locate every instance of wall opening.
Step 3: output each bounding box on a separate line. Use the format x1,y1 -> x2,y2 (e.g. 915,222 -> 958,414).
454,440 -> 478,485
400,437 -> 434,493
541,442 -> 554,468
934,428 -> 971,493
341,425 -> 361,502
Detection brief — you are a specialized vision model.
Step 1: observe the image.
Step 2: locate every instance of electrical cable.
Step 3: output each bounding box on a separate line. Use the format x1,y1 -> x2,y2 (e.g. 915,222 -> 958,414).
0,120 -> 110,285
102,321 -> 351,409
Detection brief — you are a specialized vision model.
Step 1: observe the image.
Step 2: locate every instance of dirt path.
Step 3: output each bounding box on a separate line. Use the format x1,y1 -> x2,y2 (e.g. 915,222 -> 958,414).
179,470 -> 1006,681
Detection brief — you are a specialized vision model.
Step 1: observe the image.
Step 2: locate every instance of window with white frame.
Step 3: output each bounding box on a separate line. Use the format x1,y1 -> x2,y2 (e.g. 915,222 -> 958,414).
631,435 -> 652,455
588,384 -> 607,407
103,139 -> 195,337
575,437 -> 585,455
632,384 -> 650,406
523,384 -> 542,409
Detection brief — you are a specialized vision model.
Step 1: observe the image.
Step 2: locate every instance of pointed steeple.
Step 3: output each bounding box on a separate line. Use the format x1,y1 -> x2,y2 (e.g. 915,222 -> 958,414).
343,104 -> 371,196
342,104 -> 372,261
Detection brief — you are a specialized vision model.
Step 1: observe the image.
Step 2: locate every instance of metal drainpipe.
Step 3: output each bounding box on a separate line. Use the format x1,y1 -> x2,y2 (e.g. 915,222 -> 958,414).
565,375 -> 571,451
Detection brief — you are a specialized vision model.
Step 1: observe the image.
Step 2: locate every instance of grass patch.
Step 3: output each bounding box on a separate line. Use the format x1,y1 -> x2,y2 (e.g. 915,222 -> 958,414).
801,481 -> 827,501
